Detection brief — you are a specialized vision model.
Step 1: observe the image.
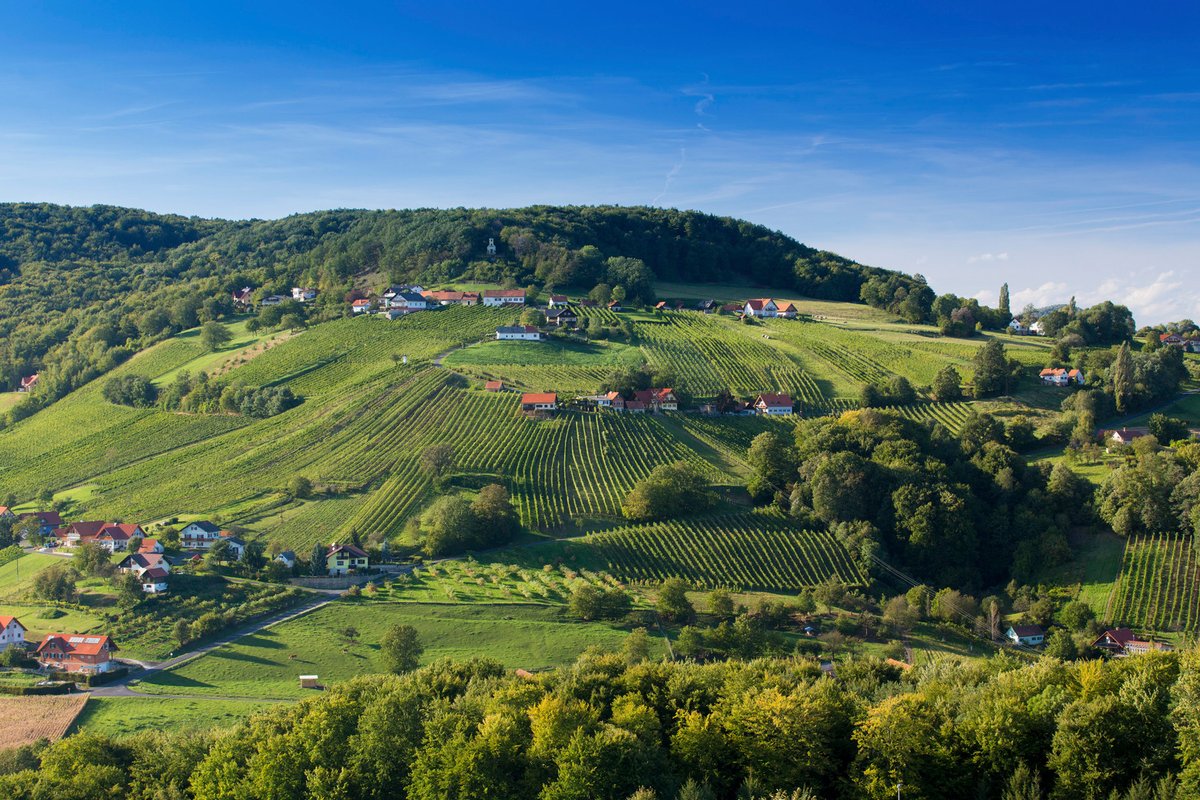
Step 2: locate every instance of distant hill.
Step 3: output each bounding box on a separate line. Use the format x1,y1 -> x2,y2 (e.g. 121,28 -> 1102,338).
0,202 -> 923,405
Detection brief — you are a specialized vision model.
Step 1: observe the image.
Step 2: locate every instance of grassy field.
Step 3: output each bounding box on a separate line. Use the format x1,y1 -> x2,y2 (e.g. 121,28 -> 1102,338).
0,392 -> 22,414
135,600 -> 660,698
151,318 -> 289,385
73,696 -> 279,738
0,553 -> 66,600
1039,529 -> 1127,616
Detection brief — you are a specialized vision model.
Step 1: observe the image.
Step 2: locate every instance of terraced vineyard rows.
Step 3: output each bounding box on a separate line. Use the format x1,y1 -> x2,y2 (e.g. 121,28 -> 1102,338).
1106,534 -> 1200,633
578,512 -> 865,591
886,401 -> 975,434
636,314 -> 830,405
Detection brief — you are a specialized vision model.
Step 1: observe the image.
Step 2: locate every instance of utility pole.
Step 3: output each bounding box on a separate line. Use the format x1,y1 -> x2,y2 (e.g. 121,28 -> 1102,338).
897,781 -> 903,800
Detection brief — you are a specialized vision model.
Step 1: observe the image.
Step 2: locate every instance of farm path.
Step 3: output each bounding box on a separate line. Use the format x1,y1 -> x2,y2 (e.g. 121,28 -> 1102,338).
92,593 -> 336,697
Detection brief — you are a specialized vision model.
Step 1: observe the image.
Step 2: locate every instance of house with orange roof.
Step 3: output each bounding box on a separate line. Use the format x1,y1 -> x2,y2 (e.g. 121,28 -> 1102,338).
743,298 -> 779,318
35,633 -> 119,673
776,301 -> 798,318
0,506 -> 13,521
1039,367 -> 1085,387
53,521 -> 144,552
520,392 -> 558,413
0,615 -> 26,652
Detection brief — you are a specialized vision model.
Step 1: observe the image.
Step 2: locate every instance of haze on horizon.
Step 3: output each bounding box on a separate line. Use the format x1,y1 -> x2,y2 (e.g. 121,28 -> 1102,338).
1,1 -> 1198,325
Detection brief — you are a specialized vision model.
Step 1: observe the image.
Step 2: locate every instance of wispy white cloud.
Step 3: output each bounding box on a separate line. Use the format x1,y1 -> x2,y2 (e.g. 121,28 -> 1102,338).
967,252 -> 1009,263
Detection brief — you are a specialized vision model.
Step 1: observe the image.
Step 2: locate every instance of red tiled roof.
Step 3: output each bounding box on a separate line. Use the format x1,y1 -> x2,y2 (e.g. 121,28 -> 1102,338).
483,289 -> 526,298
1010,624 -> 1044,637
746,298 -> 777,310
521,392 -> 557,405
352,298 -> 372,306
0,616 -> 25,631
19,374 -> 39,390
138,539 -> 160,553
36,633 -> 117,657
776,301 -> 797,312
755,393 -> 793,407
484,380 -> 503,390
550,294 -> 568,302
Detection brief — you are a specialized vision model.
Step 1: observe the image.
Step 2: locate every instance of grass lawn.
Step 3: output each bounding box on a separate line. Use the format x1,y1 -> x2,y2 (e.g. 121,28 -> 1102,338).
1124,393 -> 1200,426
135,601 -> 659,699
443,337 -> 644,368
1040,529 -> 1127,617
0,603 -> 106,639
152,319 -> 286,385
0,392 -> 22,414
0,553 -> 64,599
73,696 -> 280,738
1030,449 -> 1119,486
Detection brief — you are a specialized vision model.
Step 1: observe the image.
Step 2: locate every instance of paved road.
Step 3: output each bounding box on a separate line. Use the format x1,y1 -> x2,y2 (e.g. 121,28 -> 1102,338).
90,593 -> 335,697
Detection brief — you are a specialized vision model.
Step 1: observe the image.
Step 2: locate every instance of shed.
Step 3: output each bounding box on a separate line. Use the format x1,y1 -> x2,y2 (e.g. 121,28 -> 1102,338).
299,675 -> 321,689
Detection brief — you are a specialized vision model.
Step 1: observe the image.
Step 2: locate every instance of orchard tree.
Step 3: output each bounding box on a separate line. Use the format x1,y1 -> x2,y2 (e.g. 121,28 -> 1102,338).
656,577 -> 695,623
379,624 -> 423,673
199,321 -> 232,352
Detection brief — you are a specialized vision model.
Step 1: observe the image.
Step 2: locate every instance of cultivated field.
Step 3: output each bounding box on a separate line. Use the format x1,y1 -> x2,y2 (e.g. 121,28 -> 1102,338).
1106,534 -> 1200,634
0,695 -> 88,749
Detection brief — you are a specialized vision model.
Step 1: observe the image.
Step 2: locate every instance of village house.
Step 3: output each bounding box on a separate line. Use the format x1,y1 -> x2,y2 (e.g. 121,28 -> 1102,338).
275,550 -> 297,568
496,325 -> 543,341
137,538 -> 164,554
1106,427 -> 1151,446
1092,628 -> 1174,657
754,393 -> 794,415
545,308 -> 578,328
485,380 -> 504,392
1006,624 -> 1046,647
140,568 -> 169,594
18,374 -> 39,392
180,521 -> 224,550
326,543 -> 369,576
521,392 -> 558,414
117,551 -> 170,578
35,633 -> 119,674
1008,318 -> 1032,335
53,521 -> 144,552
18,511 -> 62,536
548,294 -> 570,307
382,285 -> 425,300
775,301 -> 798,319
222,535 -> 247,561
387,292 -> 428,312
654,300 -> 668,311
607,300 -> 623,312
291,287 -> 317,302
0,506 -> 13,522
483,289 -> 526,307
720,302 -> 742,314
696,299 -> 718,313
743,298 -> 779,318
351,298 -> 373,314
1159,332 -> 1185,347
1038,367 -> 1086,387
421,290 -> 478,306
0,616 -> 26,652
231,287 -> 254,307
632,388 -> 679,412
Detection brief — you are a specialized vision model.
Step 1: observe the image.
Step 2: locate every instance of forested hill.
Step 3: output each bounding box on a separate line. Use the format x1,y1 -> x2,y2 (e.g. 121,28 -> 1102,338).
0,202 -> 893,295
0,202 -> 919,408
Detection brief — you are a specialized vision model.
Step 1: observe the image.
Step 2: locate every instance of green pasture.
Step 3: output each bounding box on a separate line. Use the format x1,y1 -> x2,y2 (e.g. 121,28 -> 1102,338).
73,696 -> 280,738
0,604 -> 106,640
152,319 -> 287,385
0,392 -> 22,413
0,553 -> 64,599
135,601 -> 658,698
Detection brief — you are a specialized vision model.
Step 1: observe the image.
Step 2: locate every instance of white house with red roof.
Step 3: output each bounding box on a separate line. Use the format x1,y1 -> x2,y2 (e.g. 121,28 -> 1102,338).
775,301 -> 798,319
0,506 -> 13,521
35,633 -> 119,673
291,287 -> 317,302
54,521 -> 143,552
117,552 -> 170,578
351,298 -> 373,314
1006,624 -> 1045,647
521,392 -> 558,413
137,538 -> 164,554
18,374 -> 39,392
631,388 -> 679,412
1038,367 -> 1085,387
1092,628 -> 1173,657
483,289 -> 526,307
0,616 -> 26,652
140,568 -> 170,594
743,299 -> 779,318
754,393 -> 794,415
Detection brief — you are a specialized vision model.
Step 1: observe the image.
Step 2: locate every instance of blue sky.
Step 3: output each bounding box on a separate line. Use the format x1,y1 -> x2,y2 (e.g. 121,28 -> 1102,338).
2,2 -> 1198,324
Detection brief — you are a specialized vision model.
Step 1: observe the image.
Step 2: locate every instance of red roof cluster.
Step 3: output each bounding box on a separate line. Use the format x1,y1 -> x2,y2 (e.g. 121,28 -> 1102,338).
36,633 -> 117,657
